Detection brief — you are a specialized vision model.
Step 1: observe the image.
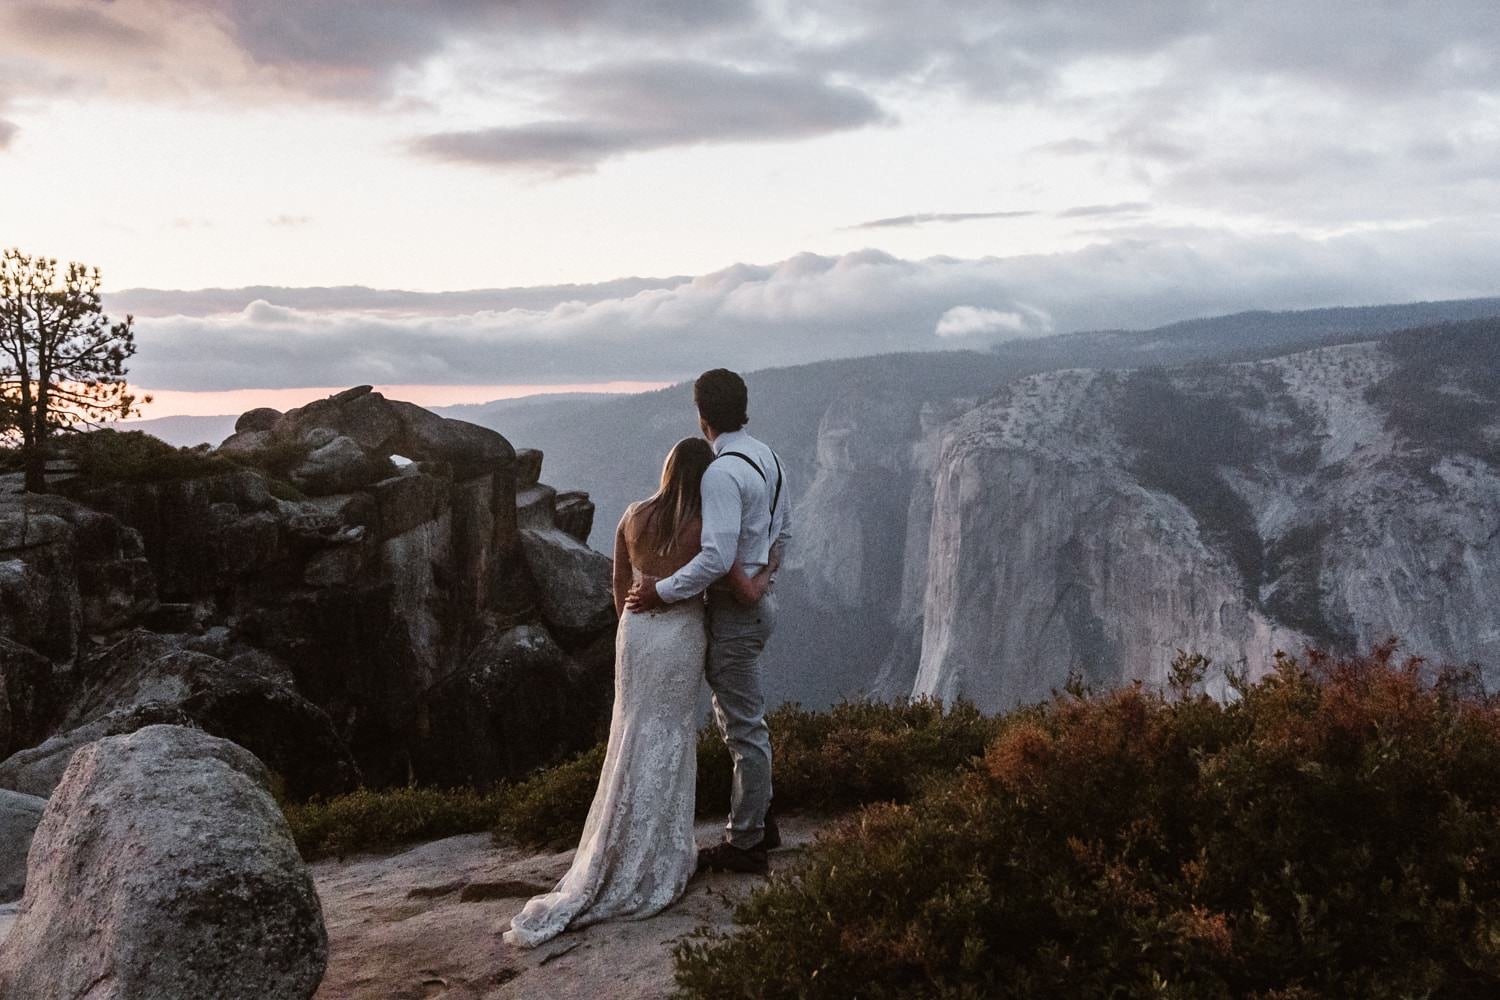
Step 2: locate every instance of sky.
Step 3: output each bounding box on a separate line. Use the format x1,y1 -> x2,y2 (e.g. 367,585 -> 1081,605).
3,1 -> 1499,415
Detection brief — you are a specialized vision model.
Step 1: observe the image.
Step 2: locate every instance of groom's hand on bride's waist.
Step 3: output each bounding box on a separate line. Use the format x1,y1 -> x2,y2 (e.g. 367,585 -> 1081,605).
625,575 -> 665,612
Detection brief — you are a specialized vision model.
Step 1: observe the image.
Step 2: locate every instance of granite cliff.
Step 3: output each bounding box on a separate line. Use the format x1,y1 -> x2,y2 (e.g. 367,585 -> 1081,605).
908,322 -> 1500,707
489,299 -> 1500,708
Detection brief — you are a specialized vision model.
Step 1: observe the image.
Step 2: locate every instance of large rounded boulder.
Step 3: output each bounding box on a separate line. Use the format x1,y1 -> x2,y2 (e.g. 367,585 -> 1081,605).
0,724 -> 327,999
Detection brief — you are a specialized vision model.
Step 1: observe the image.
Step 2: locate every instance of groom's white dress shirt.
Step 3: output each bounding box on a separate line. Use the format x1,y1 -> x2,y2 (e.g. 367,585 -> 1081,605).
655,428 -> 791,603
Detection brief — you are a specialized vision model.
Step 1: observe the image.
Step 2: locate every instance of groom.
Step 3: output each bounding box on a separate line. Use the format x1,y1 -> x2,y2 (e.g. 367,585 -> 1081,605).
626,368 -> 790,875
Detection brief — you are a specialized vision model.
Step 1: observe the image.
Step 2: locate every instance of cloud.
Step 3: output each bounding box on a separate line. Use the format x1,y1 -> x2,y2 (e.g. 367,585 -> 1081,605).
5,3 -> 1498,121
1,1 -> 1495,240
847,204 -> 1152,231
797,2 -> 1500,102
1056,202 -> 1151,219
411,60 -> 888,173
119,225 -> 1500,392
205,0 -> 755,79
788,4 -> 1500,228
3,2 -> 155,53
935,305 -> 1049,339
107,275 -> 696,318
848,210 -> 1036,230
0,118 -> 15,149
0,0 -> 762,102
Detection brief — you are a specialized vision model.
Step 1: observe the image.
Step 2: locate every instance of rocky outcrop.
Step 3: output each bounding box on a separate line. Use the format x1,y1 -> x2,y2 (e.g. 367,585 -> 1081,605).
58,630 -> 359,800
0,637 -> 60,760
553,491 -> 596,543
415,624 -> 603,786
0,788 -> 44,903
0,725 -> 326,999
0,491 -> 154,663
0,388 -> 614,801
0,701 -> 194,798
519,528 -> 614,638
0,627 -> 358,801
60,468 -> 276,603
236,407 -> 282,433
910,326 -> 1500,708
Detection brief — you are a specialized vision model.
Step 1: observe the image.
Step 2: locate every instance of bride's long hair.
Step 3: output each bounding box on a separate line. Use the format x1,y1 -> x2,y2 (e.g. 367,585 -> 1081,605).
641,437 -> 714,556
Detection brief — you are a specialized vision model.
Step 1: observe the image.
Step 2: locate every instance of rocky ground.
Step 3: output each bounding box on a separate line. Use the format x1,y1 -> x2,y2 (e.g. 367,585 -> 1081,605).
310,816 -> 822,1000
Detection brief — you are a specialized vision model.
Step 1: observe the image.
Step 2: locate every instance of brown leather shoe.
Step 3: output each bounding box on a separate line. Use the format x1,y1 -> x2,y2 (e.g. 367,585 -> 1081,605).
698,841 -> 769,876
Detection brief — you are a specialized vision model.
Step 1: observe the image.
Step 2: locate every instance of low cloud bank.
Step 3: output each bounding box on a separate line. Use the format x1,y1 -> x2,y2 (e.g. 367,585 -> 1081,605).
122,226 -> 1500,392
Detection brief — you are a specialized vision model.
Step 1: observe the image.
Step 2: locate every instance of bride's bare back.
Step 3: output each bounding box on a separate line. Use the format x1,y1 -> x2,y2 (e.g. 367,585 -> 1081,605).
612,502 -> 701,615
622,502 -> 702,579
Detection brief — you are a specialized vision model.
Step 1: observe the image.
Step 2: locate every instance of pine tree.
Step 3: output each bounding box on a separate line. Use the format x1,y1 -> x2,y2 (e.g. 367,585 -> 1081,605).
0,249 -> 147,491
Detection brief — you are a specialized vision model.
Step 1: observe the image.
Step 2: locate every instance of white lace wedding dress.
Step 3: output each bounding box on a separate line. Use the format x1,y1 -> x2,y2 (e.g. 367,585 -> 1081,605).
503,584 -> 706,948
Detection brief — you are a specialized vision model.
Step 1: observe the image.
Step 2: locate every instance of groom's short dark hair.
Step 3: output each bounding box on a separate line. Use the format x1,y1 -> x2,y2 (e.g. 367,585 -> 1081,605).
694,369 -> 748,434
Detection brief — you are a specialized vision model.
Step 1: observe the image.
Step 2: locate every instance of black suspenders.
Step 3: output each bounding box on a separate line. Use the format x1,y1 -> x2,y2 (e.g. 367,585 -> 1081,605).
716,450 -> 784,523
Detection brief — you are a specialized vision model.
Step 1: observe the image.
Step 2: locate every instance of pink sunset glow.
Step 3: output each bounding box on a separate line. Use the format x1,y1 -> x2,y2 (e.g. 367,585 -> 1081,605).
124,382 -> 673,419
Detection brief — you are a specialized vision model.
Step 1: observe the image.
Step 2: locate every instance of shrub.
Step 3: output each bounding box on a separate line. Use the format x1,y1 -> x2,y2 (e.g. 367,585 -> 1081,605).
675,646 -> 1500,999
495,699 -> 998,848
54,427 -> 314,497
66,429 -> 234,484
753,698 -> 999,813
230,436 -> 312,482
493,744 -> 609,848
284,785 -> 507,861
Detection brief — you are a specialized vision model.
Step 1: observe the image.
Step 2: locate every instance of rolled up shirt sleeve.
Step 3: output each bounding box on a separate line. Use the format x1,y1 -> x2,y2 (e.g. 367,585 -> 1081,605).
656,464 -> 740,602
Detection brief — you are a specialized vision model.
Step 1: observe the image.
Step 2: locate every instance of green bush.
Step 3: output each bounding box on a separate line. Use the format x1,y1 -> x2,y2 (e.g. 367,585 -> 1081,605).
53,427 -> 313,497
7,426 -> 319,530
751,698 -> 999,812
66,429 -> 235,484
675,646 -> 1500,999
230,436 -> 311,482
495,699 -> 998,848
493,744 -> 609,848
284,785 -> 507,861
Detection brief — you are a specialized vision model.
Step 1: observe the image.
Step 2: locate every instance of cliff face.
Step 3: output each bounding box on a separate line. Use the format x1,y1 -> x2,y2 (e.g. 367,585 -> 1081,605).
760,373 -> 997,708
767,385 -> 920,703
488,302 -> 1500,709
911,324 -> 1500,708
0,387 -> 614,800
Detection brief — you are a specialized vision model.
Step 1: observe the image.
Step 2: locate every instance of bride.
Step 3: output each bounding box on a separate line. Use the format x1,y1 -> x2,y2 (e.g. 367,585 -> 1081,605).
504,437 -> 773,948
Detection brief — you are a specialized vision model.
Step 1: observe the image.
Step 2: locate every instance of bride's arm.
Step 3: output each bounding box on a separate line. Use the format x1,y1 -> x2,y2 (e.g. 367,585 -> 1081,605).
612,511 -> 633,617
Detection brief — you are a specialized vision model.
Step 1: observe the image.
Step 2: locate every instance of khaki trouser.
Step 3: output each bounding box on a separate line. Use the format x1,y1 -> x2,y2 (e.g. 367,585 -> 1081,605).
705,589 -> 777,848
